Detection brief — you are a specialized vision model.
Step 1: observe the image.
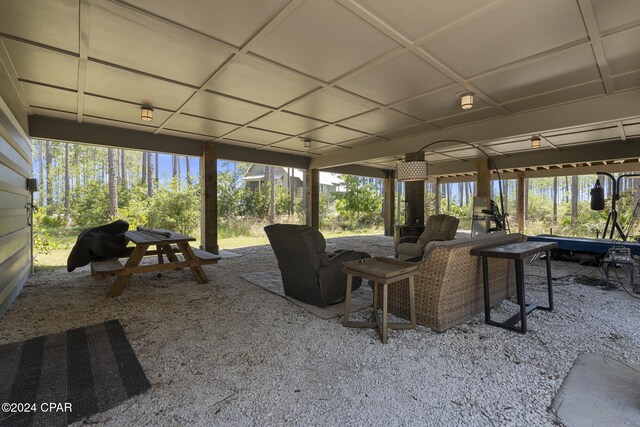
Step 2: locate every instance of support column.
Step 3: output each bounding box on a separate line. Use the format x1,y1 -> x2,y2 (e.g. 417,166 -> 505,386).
476,159 -> 491,198
200,142 -> 218,254
383,170 -> 395,236
517,171 -> 525,234
435,177 -> 441,215
305,168 -> 320,229
404,152 -> 425,224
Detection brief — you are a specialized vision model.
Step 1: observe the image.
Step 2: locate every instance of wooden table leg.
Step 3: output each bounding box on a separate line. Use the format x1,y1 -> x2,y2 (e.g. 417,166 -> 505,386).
177,242 -> 208,284
107,244 -> 149,298
372,281 -> 378,311
156,244 -> 164,264
381,283 -> 388,344
161,244 -> 180,263
343,274 -> 353,326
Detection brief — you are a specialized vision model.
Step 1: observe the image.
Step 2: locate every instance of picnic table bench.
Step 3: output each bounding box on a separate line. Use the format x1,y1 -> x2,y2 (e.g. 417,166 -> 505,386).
90,228 -> 221,297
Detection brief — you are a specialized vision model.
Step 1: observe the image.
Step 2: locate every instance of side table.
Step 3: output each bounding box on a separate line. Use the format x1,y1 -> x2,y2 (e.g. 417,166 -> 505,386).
470,241 -> 558,333
342,257 -> 419,343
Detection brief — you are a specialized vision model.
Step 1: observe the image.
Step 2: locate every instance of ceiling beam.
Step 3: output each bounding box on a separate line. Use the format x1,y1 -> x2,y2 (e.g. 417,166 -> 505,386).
310,88 -> 640,169
428,138 -> 640,176
577,0 -> 615,94
76,0 -> 90,123
28,115 -> 311,169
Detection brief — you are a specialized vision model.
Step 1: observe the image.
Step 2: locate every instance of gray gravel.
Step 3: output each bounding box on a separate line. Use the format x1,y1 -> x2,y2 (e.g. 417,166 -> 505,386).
1,235 -> 638,426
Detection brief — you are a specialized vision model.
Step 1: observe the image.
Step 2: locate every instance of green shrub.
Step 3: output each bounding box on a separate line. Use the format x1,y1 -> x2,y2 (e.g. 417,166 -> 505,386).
147,182 -> 200,235
71,181 -> 110,228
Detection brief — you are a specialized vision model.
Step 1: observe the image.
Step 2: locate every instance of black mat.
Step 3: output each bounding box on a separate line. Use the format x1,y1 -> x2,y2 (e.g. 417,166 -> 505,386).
0,320 -> 150,426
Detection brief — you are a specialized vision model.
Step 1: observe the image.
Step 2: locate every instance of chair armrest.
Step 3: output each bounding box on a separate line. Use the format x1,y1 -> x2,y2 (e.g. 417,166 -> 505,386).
398,236 -> 419,245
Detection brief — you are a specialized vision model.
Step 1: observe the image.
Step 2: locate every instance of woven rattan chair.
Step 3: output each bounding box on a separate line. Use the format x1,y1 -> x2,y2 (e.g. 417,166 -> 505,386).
378,232 -> 525,332
397,214 -> 459,261
265,224 -> 370,307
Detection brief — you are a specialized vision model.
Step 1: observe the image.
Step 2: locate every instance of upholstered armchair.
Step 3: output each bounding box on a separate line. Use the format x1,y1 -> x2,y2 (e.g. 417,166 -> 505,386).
397,214 -> 459,261
265,224 -> 370,307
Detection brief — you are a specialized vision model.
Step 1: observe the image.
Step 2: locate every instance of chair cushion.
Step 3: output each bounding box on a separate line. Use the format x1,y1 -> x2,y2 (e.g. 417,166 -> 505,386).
416,230 -> 451,246
397,242 -> 424,260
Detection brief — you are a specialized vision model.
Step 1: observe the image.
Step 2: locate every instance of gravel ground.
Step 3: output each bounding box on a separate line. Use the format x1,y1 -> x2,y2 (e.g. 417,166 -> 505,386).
1,235 -> 639,426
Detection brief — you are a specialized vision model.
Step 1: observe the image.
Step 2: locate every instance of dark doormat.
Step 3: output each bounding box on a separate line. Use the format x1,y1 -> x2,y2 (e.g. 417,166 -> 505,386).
0,320 -> 150,427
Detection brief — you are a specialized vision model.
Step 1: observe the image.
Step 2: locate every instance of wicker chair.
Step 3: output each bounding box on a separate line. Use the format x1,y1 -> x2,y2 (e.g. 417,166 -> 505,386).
397,214 -> 460,261
378,232 -> 526,332
265,224 -> 370,307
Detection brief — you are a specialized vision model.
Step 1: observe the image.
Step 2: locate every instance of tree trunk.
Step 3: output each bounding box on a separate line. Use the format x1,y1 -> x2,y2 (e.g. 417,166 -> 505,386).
142,152 -> 147,184
446,183 -> 451,213
120,149 -> 126,188
45,141 -> 53,214
553,176 -> 558,225
571,175 -> 578,226
289,168 -> 294,218
185,156 -> 191,185
503,180 -> 509,215
64,143 -> 70,217
38,141 -> 45,206
172,155 -> 178,178
155,153 -> 159,183
147,152 -> 154,197
108,148 -> 118,218
268,166 -> 275,223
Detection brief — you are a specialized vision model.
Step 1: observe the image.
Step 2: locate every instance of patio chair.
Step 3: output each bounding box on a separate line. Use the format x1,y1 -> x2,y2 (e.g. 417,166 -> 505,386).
397,214 -> 459,261
264,224 -> 370,307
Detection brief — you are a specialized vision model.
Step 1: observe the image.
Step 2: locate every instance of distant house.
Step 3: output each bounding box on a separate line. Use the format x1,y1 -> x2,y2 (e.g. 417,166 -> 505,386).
242,164 -> 345,196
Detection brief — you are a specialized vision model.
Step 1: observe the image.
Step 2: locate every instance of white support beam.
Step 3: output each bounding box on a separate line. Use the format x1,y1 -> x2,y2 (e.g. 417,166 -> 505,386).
310,89 -> 640,169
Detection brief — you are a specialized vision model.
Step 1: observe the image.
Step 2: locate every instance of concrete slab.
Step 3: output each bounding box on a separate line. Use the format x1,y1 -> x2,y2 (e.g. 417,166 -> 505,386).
552,353 -> 640,427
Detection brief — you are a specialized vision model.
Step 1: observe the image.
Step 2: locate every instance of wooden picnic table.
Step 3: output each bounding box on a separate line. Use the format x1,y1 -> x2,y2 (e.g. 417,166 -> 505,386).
90,228 -> 220,297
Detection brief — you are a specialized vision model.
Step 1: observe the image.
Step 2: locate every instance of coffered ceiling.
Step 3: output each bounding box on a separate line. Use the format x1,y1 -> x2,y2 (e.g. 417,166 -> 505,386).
1,0 -> 639,172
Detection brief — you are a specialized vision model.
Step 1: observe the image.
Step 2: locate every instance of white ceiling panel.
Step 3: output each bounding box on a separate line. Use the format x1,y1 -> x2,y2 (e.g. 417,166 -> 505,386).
0,0 -> 79,53
338,136 -> 387,149
125,0 -> 290,47
602,26 -> 640,76
339,109 -> 421,134
337,52 -> 453,104
84,95 -> 173,126
30,107 -> 77,122
164,114 -> 239,137
421,0 -> 587,78
545,127 -> 620,145
504,81 -> 605,113
4,40 -> 78,90
21,82 -> 77,113
353,0 -> 496,42
158,129 -> 212,141
303,125 -> 368,144
250,0 -> 400,82
225,127 -> 288,145
89,2 -> 233,86
379,123 -> 437,139
284,88 -> 375,123
436,147 -> 486,159
85,62 -> 195,111
592,0 -> 640,34
393,85 -> 488,121
624,123 -> 640,136
270,137 -> 330,152
472,44 -> 601,103
485,139 -> 540,153
431,108 -> 503,129
206,55 -> 319,108
181,91 -> 270,125
612,70 -> 640,91
251,111 -> 325,135
82,116 -> 157,133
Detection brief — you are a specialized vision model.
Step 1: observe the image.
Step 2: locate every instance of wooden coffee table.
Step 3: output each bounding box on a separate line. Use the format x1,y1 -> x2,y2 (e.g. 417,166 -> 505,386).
342,257 -> 419,343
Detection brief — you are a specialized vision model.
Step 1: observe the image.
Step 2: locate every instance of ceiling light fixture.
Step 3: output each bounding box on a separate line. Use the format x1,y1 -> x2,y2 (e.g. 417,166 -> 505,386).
302,138 -> 311,150
531,135 -> 541,149
140,106 -> 154,122
460,92 -> 474,110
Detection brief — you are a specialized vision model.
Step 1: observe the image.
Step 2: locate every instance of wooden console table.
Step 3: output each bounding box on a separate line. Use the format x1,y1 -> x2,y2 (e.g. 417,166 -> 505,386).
470,241 -> 558,333
342,257 -> 419,343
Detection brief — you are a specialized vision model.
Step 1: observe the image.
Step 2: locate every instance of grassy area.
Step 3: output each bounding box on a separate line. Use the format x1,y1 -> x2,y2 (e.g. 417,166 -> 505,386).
34,224 -> 385,270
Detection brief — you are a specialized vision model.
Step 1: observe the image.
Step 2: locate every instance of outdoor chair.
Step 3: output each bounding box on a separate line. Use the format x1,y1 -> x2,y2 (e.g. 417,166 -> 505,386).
397,214 -> 459,261
264,224 -> 370,307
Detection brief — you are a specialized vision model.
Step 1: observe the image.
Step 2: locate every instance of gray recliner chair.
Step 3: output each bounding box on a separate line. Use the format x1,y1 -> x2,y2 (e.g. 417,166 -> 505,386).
265,224 -> 370,307
397,214 -> 459,261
